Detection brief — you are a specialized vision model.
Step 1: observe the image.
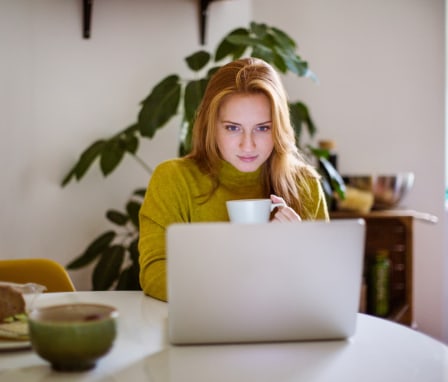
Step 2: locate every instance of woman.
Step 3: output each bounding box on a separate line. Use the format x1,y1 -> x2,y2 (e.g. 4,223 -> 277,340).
139,58 -> 329,301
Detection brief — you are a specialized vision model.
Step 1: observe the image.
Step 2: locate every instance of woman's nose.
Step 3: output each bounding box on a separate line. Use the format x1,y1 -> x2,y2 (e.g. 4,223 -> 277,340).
239,132 -> 255,150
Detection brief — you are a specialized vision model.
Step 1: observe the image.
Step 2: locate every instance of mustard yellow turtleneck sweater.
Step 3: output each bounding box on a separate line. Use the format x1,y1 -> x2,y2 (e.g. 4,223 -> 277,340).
138,158 -> 328,301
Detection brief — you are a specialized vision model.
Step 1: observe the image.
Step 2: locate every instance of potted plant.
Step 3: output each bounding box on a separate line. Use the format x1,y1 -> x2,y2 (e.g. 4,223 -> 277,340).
63,22 -> 344,290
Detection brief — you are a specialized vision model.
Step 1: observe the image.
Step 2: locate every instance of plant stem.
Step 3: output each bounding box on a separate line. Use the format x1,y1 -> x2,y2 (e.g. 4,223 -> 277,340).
132,154 -> 153,175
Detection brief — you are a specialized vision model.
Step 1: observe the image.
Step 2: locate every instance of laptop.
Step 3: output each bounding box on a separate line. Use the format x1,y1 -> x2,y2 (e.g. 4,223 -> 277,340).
166,219 -> 365,345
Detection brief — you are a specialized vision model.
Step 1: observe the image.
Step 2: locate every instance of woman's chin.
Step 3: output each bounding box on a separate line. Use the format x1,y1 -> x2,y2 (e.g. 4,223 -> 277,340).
233,162 -> 261,173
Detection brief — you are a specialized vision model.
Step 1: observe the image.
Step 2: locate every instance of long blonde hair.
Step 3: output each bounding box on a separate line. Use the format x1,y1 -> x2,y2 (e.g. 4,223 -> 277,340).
187,57 -> 319,215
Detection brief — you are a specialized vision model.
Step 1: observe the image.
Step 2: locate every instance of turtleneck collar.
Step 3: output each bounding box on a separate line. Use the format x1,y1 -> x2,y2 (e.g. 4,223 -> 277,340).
218,160 -> 262,189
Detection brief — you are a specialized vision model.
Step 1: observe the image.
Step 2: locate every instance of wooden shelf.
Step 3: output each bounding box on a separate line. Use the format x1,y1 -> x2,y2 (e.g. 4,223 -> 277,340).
389,304 -> 411,325
81,0 -> 217,44
330,209 -> 438,223
331,209 -> 437,327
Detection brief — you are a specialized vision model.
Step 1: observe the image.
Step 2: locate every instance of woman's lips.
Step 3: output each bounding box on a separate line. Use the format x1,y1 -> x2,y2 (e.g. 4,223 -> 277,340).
237,155 -> 258,162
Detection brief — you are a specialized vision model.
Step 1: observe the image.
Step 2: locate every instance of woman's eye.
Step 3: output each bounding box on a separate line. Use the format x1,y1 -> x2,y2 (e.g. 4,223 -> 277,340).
256,125 -> 271,132
225,124 -> 240,132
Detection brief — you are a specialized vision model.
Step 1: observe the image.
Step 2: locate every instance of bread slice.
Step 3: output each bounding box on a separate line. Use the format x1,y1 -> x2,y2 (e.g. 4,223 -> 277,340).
0,285 -> 26,322
0,321 -> 28,340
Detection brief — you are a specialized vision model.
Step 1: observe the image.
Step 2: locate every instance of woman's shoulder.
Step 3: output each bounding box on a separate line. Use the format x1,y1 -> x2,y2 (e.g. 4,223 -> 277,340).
295,164 -> 324,196
296,163 -> 320,182
153,157 -> 199,174
150,157 -> 205,186
148,157 -> 211,200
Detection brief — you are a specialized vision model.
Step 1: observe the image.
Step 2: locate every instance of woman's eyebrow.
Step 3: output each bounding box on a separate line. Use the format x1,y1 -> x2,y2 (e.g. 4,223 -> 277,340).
221,120 -> 241,125
256,120 -> 272,125
220,119 -> 272,126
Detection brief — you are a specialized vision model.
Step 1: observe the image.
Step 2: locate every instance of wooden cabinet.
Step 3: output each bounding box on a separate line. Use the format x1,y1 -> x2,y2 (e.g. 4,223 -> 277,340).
330,210 -> 437,327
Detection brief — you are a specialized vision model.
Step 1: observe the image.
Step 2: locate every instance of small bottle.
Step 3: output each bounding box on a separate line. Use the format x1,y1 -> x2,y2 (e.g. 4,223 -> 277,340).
368,249 -> 391,317
318,140 -> 338,170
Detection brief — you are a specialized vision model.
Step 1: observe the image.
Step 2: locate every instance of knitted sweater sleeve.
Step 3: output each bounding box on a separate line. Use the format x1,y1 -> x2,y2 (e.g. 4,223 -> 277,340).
302,176 -> 330,221
138,160 -> 190,301
313,177 -> 330,220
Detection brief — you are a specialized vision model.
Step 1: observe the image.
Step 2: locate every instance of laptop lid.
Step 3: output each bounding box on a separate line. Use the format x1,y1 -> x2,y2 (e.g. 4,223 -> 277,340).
166,219 -> 365,345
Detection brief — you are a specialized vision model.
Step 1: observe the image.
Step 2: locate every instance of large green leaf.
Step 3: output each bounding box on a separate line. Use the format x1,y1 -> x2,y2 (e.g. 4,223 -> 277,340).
289,57 -> 309,77
184,78 -> 208,122
66,231 -> 116,269
268,51 -> 287,73
106,210 -> 129,226
117,238 -> 141,291
61,124 -> 139,184
272,48 -> 307,77
100,139 -> 125,176
214,28 -> 249,61
289,101 -> 316,146
257,30 -> 277,49
320,176 -> 334,208
138,75 -> 181,138
129,238 -> 140,265
118,130 -> 139,154
61,140 -> 106,186
120,122 -> 139,135
290,105 -> 303,144
270,27 -> 296,50
74,140 -> 107,176
133,188 -> 147,197
126,201 -> 141,228
250,22 -> 268,39
179,119 -> 194,156
185,50 -> 211,71
92,245 -> 125,290
250,45 -> 276,66
318,157 -> 346,200
226,35 -> 260,47
207,66 -> 221,78
258,35 -> 296,74
116,264 -> 141,291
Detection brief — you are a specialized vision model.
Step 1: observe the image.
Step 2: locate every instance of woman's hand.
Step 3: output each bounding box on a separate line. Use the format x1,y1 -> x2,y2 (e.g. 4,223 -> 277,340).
270,194 -> 302,222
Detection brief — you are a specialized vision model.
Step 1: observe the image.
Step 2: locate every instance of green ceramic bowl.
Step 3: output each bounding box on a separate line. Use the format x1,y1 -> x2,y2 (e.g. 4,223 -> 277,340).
28,303 -> 118,372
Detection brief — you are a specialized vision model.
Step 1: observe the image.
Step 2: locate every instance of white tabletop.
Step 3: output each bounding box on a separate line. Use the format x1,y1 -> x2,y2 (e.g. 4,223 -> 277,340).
0,291 -> 446,381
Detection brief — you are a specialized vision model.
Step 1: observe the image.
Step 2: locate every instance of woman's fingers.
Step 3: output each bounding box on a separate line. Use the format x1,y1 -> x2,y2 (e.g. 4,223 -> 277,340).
270,194 -> 301,222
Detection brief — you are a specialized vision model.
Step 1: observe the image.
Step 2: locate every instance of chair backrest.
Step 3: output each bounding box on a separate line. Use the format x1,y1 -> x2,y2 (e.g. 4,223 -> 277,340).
0,258 -> 76,292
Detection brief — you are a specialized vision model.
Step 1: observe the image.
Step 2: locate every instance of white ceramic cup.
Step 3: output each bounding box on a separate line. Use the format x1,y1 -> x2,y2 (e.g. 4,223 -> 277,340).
226,199 -> 285,224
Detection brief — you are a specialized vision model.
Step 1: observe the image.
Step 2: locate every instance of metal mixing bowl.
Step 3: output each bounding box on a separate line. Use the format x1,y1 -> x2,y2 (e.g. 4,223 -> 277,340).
342,173 -> 415,210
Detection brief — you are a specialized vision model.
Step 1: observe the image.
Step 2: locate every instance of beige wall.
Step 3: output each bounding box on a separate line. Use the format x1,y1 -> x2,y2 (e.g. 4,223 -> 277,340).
253,0 -> 447,342
0,0 -> 251,287
0,0 -> 446,342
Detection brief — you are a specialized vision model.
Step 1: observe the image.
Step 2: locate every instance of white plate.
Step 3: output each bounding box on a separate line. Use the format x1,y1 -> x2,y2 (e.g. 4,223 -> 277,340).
0,339 -> 31,351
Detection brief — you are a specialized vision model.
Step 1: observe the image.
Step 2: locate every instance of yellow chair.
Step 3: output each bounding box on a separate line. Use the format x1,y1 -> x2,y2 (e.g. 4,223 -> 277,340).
0,258 -> 76,292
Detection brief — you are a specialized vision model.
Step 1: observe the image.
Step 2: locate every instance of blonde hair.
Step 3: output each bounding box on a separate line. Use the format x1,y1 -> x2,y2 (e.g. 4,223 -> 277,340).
187,57 -> 319,216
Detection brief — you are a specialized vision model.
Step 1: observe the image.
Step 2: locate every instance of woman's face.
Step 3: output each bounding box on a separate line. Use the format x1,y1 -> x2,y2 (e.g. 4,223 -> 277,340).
216,93 -> 274,173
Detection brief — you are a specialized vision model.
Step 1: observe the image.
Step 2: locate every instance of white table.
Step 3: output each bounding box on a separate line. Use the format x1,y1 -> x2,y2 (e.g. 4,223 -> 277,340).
0,291 -> 446,381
